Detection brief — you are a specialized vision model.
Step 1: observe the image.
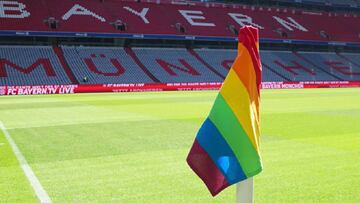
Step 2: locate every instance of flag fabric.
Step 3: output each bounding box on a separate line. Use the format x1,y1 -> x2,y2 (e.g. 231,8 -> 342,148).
186,26 -> 263,196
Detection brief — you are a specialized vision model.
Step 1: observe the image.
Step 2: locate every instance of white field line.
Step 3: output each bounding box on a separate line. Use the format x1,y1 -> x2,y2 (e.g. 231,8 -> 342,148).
0,121 -> 52,203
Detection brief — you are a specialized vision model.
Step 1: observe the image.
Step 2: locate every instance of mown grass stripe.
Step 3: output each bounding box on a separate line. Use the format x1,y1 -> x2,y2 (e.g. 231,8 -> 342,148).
0,121 -> 52,203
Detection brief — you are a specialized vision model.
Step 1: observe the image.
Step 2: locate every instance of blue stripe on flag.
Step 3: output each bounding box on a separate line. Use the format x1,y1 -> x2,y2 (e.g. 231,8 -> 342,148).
196,118 -> 247,184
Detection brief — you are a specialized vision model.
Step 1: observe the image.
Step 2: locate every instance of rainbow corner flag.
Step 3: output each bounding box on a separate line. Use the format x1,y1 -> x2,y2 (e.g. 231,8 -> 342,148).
186,26 -> 263,196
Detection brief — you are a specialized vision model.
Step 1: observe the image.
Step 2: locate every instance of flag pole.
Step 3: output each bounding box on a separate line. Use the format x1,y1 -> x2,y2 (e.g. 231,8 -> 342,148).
236,177 -> 254,203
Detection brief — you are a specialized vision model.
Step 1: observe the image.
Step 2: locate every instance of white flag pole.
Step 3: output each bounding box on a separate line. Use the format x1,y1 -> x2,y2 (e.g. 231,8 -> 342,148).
236,177 -> 254,203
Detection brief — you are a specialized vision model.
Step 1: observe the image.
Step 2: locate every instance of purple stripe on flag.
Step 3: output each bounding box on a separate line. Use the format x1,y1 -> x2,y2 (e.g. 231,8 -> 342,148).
187,140 -> 229,196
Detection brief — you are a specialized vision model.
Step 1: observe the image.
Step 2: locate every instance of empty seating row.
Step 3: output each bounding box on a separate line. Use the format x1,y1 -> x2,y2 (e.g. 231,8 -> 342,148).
62,46 -> 154,84
132,48 -> 223,83
0,46 -> 71,85
1,45 -> 359,86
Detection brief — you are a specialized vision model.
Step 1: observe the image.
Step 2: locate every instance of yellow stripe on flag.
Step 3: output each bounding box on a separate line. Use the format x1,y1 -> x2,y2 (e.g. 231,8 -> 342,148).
233,43 -> 261,120
220,69 -> 260,152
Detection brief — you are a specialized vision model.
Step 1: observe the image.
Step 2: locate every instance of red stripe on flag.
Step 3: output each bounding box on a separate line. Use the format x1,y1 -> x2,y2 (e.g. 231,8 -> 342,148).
187,140 -> 229,196
238,26 -> 262,93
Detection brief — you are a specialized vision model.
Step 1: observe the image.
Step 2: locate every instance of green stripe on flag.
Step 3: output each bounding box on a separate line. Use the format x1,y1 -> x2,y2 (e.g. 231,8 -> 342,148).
208,94 -> 262,177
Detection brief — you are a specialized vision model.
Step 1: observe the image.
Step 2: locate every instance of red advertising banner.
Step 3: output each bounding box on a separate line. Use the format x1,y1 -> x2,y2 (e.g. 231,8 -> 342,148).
1,81 -> 360,96
261,81 -> 360,89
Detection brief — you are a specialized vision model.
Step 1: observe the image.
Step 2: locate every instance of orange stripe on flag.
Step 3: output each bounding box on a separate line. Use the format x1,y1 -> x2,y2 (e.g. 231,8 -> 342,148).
232,43 -> 260,122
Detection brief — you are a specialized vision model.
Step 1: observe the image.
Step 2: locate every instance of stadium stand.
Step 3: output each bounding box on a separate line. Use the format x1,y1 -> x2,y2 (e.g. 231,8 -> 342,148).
340,52 -> 360,66
1,46 -> 360,86
193,49 -> 237,77
0,46 -> 72,85
261,50 -> 340,81
193,49 -> 287,82
298,51 -> 360,80
62,46 -> 154,84
131,48 -> 224,83
0,0 -> 359,88
0,0 -> 359,43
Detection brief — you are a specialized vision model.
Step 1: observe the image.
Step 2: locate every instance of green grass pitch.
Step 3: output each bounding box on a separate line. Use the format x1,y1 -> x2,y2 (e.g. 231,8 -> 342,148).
0,88 -> 359,202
